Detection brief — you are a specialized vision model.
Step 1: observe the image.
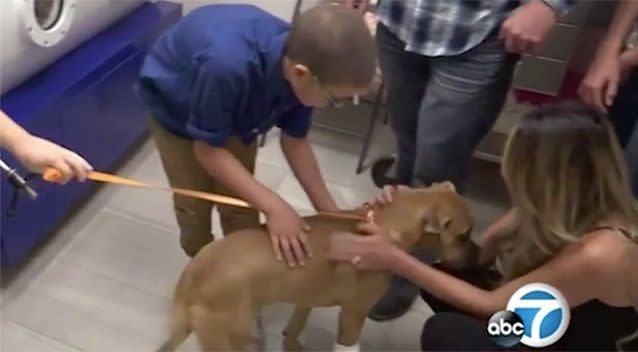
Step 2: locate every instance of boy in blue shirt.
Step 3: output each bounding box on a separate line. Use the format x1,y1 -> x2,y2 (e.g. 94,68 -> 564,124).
137,4 -> 376,267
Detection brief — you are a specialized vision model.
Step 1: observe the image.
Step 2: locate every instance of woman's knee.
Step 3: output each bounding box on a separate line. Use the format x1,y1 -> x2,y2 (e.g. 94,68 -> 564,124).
420,312 -> 497,351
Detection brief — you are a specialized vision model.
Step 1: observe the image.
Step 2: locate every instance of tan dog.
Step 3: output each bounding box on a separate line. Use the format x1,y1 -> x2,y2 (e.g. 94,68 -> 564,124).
157,182 -> 475,352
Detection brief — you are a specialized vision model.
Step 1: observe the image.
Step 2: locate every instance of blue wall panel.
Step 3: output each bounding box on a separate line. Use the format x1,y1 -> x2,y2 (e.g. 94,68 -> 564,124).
0,1 -> 182,266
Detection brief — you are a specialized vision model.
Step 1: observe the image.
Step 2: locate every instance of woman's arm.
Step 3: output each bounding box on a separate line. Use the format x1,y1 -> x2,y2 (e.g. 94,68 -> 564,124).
477,209 -> 519,265
389,229 -> 635,318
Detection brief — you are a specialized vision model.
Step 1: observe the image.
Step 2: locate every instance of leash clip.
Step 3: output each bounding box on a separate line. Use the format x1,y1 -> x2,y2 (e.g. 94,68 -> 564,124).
1,157 -> 39,217
6,172 -> 39,217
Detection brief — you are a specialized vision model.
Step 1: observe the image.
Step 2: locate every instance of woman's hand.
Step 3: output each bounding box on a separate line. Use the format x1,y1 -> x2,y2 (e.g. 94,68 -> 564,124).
14,135 -> 93,183
327,221 -> 399,270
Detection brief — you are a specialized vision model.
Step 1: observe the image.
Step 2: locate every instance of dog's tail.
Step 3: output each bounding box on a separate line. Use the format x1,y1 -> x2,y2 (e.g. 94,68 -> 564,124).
156,276 -> 191,352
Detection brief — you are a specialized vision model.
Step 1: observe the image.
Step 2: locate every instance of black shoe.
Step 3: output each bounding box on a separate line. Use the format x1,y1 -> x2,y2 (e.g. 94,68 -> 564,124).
371,156 -> 398,188
368,273 -> 418,321
369,249 -> 436,321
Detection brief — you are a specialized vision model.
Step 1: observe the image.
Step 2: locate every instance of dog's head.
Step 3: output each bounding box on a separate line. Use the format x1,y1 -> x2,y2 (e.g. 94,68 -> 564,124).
380,182 -> 476,270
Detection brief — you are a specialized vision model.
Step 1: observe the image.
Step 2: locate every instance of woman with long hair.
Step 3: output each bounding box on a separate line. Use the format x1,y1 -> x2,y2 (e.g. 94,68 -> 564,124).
327,102 -> 638,350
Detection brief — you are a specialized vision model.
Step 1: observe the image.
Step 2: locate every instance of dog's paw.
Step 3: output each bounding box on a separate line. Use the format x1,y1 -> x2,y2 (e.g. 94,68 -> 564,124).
333,342 -> 361,352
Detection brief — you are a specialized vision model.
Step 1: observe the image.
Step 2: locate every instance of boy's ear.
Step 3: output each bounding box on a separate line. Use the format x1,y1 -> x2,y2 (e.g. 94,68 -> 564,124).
291,64 -> 311,79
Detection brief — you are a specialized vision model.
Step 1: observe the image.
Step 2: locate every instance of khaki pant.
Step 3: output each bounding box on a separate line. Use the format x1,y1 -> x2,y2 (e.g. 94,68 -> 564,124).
149,117 -> 260,257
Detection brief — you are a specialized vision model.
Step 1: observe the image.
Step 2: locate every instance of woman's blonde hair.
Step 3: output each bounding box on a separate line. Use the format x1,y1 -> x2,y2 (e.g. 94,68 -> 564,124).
496,102 -> 638,280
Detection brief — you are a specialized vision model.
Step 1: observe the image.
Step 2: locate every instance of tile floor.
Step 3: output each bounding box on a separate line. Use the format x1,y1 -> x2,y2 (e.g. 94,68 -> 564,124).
0,104 -> 510,352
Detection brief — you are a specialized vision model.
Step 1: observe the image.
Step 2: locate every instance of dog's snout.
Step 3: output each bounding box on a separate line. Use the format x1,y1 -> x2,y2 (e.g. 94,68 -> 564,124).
441,240 -> 479,271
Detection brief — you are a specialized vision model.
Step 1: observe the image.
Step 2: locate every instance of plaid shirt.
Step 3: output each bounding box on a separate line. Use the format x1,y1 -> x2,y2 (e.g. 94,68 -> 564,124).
376,0 -> 575,57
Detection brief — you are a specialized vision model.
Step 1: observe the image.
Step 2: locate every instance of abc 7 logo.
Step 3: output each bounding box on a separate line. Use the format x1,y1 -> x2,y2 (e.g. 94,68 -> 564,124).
487,310 -> 526,348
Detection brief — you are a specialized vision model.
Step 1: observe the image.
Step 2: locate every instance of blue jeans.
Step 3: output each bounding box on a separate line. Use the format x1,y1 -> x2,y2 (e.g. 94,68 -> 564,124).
627,127 -> 638,196
608,71 -> 638,197
376,23 -> 519,192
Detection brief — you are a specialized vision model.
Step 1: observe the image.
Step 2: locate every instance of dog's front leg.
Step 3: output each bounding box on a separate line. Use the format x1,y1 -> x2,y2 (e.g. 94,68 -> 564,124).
283,305 -> 311,352
334,306 -> 367,352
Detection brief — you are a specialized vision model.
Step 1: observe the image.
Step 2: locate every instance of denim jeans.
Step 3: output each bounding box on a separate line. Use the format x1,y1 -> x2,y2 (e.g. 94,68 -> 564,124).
608,70 -> 638,197
626,127 -> 638,196
376,23 -> 519,192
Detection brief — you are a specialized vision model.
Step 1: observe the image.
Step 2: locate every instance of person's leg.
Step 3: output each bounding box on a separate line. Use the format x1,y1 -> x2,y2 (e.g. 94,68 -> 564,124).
214,137 -> 260,236
626,127 -> 638,197
419,264 -> 506,351
149,117 -> 216,257
421,265 -> 508,351
374,23 -> 430,185
368,22 -> 434,321
412,36 -> 519,192
607,71 -> 638,196
420,312 -> 502,351
607,71 -> 638,148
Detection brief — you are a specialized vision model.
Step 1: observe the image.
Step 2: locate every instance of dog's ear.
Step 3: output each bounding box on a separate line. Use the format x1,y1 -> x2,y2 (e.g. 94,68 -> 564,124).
431,181 -> 456,193
422,207 -> 451,234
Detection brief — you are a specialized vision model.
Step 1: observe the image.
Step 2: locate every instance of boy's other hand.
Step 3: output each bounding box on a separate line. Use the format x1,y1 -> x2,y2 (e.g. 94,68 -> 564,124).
265,200 -> 312,268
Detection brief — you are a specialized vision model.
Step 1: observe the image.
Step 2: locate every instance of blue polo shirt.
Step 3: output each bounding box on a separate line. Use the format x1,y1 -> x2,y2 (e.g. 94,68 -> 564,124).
137,4 -> 313,147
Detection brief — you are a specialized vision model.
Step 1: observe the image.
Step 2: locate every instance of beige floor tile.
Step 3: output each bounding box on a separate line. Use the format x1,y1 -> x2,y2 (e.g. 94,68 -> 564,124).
275,174 -> 377,213
3,261 -> 170,352
58,209 -> 189,298
0,320 -> 81,352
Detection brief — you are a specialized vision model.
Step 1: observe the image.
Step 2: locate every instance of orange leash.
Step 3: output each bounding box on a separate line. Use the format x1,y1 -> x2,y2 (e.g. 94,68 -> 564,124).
42,168 -> 370,222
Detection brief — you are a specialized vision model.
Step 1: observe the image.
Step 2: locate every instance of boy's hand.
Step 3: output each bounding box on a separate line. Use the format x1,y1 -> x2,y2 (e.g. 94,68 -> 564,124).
265,200 -> 312,267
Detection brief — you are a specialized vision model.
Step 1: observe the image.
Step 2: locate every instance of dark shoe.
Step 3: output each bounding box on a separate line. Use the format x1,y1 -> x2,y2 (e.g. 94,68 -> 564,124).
371,156 -> 399,188
368,273 -> 418,321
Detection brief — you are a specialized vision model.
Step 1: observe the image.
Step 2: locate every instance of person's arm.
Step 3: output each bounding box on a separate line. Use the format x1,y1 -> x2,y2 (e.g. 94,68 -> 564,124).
276,103 -> 338,213
194,141 -> 312,267
1,109 -> 32,154
188,58 -> 310,267
193,141 -> 280,213
477,209 -> 519,265
579,0 -> 638,112
597,0 -> 638,55
388,230 -> 635,318
621,47 -> 638,70
280,133 -> 338,212
499,0 -> 575,55
0,109 -> 92,182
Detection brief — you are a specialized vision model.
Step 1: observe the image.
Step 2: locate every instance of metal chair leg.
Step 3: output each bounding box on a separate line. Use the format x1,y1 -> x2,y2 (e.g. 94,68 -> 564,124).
256,310 -> 266,351
356,81 -> 384,174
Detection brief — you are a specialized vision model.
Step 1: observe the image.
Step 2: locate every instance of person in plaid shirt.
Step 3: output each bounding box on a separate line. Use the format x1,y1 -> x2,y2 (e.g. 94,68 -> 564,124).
350,0 -> 576,322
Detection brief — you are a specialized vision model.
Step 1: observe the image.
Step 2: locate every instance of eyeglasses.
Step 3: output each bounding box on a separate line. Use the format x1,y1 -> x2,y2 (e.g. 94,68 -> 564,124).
314,76 -> 355,108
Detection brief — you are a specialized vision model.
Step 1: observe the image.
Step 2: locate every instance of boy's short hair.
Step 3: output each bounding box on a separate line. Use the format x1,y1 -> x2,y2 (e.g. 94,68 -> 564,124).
284,4 -> 377,87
